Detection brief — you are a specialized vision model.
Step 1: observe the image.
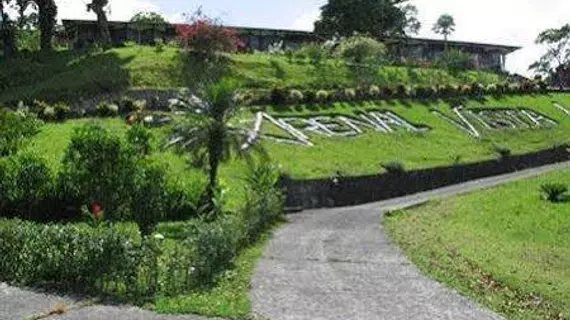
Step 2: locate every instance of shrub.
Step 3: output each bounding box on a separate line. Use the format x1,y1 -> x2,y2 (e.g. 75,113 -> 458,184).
382,86 -> 397,98
0,219 -> 158,298
303,89 -> 317,103
131,162 -> 168,235
435,49 -> 473,72
296,44 -> 327,65
486,84 -> 498,95
494,146 -> 512,159
0,108 -> 42,157
368,85 -> 381,98
381,161 -> 406,175
96,101 -> 119,117
120,97 -> 145,114
127,124 -> 154,157
9,153 -> 53,220
415,86 -> 431,99
344,88 -> 357,100
540,183 -> 568,203
288,89 -> 305,103
396,84 -> 412,98
41,106 -> 56,121
175,13 -> 238,55
53,102 -> 71,121
58,124 -> 138,220
316,90 -> 330,102
337,35 -> 386,64
472,83 -> 486,96
460,85 -> 472,96
270,87 -> 288,105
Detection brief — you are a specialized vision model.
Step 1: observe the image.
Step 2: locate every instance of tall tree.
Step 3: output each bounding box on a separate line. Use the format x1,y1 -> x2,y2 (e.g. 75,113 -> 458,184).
34,0 -> 56,51
87,0 -> 111,47
530,24 -> 570,88
1,0 -> 17,58
314,0 -> 421,38
130,11 -> 167,44
432,14 -> 455,48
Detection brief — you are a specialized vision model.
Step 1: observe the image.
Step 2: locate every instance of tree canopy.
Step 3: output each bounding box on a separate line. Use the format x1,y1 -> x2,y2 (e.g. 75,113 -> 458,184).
130,11 -> 167,26
432,14 -> 455,41
314,0 -> 421,38
530,24 -> 570,86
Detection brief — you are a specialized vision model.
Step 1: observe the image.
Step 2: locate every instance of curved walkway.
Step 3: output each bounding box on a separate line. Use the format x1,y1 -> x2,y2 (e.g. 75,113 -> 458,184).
250,161 -> 570,320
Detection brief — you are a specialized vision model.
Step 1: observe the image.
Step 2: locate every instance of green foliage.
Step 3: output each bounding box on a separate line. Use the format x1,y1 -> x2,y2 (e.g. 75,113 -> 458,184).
0,108 -> 42,157
288,89 -> 304,103
59,123 -> 138,220
127,123 -> 153,157
270,86 -> 288,104
120,96 -> 145,114
96,101 -> 119,117
0,219 -> 159,299
381,161 -> 406,175
9,153 -> 53,219
337,36 -> 387,65
314,0 -> 420,37
540,183 -> 568,203
316,89 -> 329,102
432,14 -> 456,41
131,162 -> 168,235
435,49 -> 473,72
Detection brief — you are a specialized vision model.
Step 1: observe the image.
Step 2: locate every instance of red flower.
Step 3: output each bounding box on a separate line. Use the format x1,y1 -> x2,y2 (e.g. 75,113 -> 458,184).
91,202 -> 103,218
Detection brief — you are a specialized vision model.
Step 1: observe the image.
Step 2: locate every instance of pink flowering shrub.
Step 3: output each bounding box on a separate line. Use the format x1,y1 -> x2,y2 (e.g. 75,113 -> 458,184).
175,19 -> 238,55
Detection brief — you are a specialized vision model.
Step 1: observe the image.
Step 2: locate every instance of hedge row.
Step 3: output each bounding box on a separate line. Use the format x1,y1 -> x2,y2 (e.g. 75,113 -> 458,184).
0,162 -> 284,302
239,81 -> 548,106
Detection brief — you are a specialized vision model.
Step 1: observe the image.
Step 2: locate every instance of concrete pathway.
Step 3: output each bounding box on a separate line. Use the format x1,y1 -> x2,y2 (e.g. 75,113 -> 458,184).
250,161 -> 570,320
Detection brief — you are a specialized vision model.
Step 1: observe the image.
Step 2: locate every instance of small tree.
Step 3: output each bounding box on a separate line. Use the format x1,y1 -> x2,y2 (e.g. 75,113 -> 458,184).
433,14 -> 455,49
530,24 -> 570,88
87,0 -> 111,48
166,79 -> 264,214
130,11 -> 167,44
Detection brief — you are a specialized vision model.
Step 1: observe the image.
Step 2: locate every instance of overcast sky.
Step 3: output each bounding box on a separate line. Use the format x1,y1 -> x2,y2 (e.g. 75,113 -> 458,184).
52,0 -> 570,76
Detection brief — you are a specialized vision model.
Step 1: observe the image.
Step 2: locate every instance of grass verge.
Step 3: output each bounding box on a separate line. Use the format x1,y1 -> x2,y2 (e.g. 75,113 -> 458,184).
385,168 -> 570,319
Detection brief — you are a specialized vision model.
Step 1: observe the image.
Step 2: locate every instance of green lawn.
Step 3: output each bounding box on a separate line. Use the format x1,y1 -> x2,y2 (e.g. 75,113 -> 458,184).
24,93 -> 570,185
257,93 -> 570,178
0,46 -> 503,104
385,169 -> 570,320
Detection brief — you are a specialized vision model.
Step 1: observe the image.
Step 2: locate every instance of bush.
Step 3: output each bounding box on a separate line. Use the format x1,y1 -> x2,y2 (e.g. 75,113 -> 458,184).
8,153 -> 53,220
344,88 -> 357,100
175,13 -> 238,55
337,35 -> 386,64
435,49 -> 473,72
540,183 -> 568,203
288,89 -> 304,103
0,219 -> 158,298
0,108 -> 42,157
381,161 -> 406,175
316,90 -> 330,102
296,44 -> 328,65
96,101 -> 119,117
53,102 -> 71,121
120,97 -> 146,114
303,89 -> 317,103
270,87 -> 288,105
58,124 -> 138,220
382,86 -> 397,98
396,84 -> 412,98
368,85 -> 381,98
127,124 -> 153,157
131,162 -> 168,235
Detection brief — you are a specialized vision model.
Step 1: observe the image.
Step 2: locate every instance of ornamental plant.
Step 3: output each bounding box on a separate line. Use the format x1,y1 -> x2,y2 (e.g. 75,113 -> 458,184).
175,11 -> 238,56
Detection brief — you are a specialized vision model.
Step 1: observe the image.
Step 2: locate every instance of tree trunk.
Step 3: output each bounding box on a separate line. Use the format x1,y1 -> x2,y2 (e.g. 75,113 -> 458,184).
93,8 -> 112,48
36,0 -> 57,51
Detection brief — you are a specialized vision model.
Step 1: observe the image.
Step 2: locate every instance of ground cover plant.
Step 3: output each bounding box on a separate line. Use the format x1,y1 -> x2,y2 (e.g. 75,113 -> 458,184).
385,168 -> 570,320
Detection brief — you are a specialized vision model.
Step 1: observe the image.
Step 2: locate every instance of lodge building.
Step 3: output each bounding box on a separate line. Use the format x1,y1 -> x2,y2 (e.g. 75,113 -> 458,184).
61,19 -> 520,73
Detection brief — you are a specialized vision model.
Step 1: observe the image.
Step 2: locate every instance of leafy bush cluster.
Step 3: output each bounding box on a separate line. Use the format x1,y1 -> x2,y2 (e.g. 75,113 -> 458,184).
1,123 -> 201,233
257,80 -> 545,106
0,108 -> 42,157
540,183 -> 569,203
0,161 -> 284,301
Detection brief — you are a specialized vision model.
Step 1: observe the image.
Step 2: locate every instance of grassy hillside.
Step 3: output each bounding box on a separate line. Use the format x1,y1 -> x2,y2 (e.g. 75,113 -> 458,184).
0,46 -> 503,104
254,93 -> 570,178
385,168 -> 570,319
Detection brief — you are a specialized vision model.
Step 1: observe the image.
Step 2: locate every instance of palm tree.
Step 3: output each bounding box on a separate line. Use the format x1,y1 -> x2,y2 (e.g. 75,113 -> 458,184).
87,0 -> 111,48
433,14 -> 455,50
166,79 -> 264,208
